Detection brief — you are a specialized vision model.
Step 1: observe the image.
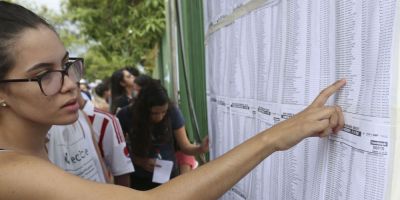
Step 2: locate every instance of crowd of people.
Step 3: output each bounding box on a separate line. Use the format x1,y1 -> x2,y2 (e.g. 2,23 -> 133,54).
0,1 -> 346,199
70,65 -> 206,190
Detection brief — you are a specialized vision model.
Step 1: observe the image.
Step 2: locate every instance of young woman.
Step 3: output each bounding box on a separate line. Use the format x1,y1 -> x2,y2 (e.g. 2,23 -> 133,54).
117,80 -> 209,190
110,68 -> 135,114
0,2 -> 345,199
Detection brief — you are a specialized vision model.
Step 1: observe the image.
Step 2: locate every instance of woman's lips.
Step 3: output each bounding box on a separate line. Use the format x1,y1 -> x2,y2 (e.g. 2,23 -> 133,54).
62,100 -> 79,112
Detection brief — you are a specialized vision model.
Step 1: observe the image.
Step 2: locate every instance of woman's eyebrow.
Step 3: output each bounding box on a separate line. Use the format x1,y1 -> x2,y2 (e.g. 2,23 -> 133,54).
27,52 -> 69,72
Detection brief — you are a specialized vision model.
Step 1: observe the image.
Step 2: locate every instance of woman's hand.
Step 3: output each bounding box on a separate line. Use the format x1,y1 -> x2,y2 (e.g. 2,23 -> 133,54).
269,79 -> 346,151
133,156 -> 156,172
198,136 -> 209,154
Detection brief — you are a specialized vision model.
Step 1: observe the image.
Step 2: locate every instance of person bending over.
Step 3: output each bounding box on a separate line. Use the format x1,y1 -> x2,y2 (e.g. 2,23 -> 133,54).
117,80 -> 209,190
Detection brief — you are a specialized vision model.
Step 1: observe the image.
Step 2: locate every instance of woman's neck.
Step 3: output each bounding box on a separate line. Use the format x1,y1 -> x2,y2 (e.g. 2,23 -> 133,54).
125,88 -> 133,99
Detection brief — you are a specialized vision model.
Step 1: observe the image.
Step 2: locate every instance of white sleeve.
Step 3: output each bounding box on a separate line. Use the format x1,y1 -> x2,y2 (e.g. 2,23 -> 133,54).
101,117 -> 134,176
47,122 -> 107,183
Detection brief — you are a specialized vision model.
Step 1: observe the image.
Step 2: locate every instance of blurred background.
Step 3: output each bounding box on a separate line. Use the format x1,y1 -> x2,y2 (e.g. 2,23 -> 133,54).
10,0 -> 208,157
13,0 -> 166,81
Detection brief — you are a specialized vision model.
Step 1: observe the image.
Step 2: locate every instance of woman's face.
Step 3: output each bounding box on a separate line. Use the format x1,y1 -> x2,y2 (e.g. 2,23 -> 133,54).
150,103 -> 168,123
132,82 -> 141,96
120,70 -> 134,89
0,26 -> 80,126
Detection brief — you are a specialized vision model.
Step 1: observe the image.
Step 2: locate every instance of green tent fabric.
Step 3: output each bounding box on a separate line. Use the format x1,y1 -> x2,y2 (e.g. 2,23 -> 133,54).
157,0 -> 208,160
177,0 -> 208,143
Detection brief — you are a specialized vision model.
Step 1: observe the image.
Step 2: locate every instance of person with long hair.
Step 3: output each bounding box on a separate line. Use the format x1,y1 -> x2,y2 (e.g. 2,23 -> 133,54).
110,68 -> 135,114
0,2 -> 345,199
117,80 -> 209,190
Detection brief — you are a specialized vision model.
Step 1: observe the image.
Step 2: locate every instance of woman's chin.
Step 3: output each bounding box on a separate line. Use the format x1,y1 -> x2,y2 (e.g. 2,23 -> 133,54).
52,113 -> 79,125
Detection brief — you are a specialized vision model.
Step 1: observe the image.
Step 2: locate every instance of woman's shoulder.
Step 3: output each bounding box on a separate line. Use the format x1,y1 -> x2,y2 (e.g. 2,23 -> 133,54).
0,152 -> 60,178
0,152 -> 48,198
0,150 -> 36,166
167,104 -> 185,129
0,152 -> 74,199
167,104 -> 181,116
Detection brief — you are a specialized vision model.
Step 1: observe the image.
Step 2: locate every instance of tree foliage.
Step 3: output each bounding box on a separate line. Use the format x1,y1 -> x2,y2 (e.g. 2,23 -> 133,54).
8,0 -> 165,81
65,0 -> 166,80
10,0 -> 88,65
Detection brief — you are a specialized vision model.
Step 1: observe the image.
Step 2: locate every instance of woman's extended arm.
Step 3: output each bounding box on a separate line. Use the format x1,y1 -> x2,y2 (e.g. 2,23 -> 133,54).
153,80 -> 345,200
174,126 -> 209,155
0,80 -> 345,200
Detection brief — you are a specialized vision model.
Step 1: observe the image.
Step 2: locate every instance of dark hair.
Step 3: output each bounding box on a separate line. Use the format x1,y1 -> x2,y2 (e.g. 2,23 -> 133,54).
0,1 -> 54,80
125,66 -> 140,77
110,68 -> 130,113
134,74 -> 153,88
94,82 -> 110,97
128,80 -> 173,157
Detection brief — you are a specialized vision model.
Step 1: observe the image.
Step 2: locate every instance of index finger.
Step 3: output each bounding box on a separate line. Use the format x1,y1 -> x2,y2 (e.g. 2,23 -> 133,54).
311,79 -> 346,107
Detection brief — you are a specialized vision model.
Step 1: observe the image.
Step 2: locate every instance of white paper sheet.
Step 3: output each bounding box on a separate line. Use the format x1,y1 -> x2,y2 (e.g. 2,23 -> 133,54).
152,159 -> 173,184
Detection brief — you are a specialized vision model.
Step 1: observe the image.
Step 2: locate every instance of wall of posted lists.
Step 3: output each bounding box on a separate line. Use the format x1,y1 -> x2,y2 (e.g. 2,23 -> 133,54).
203,0 -> 400,199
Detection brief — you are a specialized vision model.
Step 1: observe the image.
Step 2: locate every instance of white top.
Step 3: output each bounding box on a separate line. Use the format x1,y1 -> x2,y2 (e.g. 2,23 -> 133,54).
82,101 -> 134,176
47,110 -> 107,183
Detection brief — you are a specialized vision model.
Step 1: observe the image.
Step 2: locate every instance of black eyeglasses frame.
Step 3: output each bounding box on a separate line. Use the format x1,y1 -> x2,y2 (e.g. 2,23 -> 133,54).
0,57 -> 84,96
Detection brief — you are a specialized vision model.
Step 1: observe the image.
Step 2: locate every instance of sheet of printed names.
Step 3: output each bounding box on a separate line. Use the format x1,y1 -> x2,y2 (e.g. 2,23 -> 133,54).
204,0 -> 400,199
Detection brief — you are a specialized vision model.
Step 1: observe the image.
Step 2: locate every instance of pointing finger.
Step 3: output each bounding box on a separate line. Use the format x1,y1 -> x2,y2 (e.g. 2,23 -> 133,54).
311,79 -> 346,108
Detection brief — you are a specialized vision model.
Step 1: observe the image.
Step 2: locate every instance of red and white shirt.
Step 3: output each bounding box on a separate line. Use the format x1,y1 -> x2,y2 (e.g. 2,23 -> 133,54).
83,101 -> 134,176
47,110 -> 107,183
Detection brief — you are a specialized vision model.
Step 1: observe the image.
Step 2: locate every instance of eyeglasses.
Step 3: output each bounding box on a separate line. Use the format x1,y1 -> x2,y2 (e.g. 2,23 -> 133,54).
0,57 -> 84,96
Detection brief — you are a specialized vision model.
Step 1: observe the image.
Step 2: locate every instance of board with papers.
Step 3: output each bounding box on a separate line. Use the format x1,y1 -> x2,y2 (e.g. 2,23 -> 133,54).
204,0 -> 400,199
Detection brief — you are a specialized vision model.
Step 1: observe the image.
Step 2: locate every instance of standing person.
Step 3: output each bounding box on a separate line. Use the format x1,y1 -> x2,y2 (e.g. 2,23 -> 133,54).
48,84 -> 112,184
93,79 -> 111,112
0,2 -> 345,199
47,110 -> 111,184
81,93 -> 135,187
110,68 -> 135,114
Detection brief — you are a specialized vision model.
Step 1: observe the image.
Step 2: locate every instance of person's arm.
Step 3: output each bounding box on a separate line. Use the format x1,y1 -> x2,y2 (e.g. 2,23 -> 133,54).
153,79 -> 346,200
0,80 -> 345,200
85,114 -> 113,184
174,127 -> 208,155
171,105 -> 209,155
103,114 -> 134,187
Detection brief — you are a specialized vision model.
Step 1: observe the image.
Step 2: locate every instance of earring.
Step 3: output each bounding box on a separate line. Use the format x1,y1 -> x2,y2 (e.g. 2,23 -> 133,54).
0,100 -> 7,107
